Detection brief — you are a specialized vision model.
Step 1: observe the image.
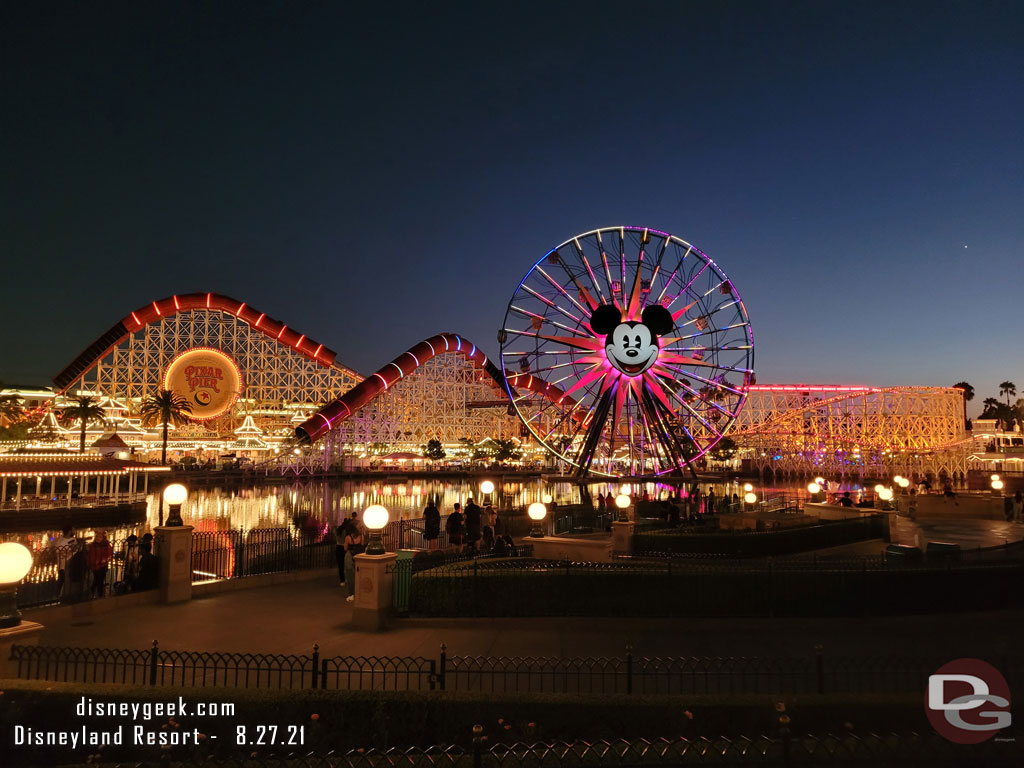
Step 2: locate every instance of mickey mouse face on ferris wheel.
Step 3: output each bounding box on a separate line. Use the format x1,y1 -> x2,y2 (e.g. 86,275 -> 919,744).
590,304 -> 674,377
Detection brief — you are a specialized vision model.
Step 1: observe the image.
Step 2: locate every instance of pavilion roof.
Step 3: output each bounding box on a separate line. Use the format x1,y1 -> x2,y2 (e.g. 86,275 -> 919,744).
91,432 -> 131,449
234,415 -> 264,436
0,453 -> 170,477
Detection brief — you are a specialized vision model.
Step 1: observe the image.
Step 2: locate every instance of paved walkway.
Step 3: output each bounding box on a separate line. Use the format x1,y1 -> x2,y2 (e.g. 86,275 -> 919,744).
28,573 -> 1024,662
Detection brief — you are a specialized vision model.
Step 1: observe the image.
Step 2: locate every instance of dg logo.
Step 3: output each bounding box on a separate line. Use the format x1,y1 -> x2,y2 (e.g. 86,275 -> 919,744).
926,658 -> 1012,744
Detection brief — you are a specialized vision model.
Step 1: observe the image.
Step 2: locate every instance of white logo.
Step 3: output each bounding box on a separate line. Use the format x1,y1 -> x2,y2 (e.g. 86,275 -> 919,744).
927,674 -> 1011,732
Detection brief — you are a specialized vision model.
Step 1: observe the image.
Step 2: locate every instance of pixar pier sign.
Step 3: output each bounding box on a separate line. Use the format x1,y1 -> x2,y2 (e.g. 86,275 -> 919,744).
162,347 -> 242,421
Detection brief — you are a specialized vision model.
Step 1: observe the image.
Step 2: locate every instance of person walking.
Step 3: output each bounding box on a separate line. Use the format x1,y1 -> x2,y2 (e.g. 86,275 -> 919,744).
343,520 -> 365,603
1013,491 -> 1023,523
464,497 -> 482,553
334,521 -> 348,586
482,502 -> 496,551
446,503 -> 465,553
52,525 -> 75,594
423,499 -> 441,550
86,530 -> 112,598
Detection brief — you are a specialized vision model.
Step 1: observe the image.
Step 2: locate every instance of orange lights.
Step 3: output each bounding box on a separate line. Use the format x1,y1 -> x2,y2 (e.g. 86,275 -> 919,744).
236,302 -> 246,317
254,313 -> 265,327
173,295 -> 181,310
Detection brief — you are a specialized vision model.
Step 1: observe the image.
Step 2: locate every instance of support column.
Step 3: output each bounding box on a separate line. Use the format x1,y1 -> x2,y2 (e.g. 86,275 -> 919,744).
35,476 -> 42,497
611,520 -> 636,556
16,478 -> 23,511
351,552 -> 397,631
154,525 -> 194,604
67,474 -> 73,509
115,474 -> 121,504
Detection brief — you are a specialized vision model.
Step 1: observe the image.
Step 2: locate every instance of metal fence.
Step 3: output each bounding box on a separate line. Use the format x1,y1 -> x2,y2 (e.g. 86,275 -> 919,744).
12,641 -> 1018,696
190,527 -> 334,582
18,534 -> 158,608
400,555 -> 1024,617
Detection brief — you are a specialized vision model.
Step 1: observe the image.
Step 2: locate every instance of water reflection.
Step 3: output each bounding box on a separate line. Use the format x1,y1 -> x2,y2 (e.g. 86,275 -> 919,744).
4,476 -> 834,551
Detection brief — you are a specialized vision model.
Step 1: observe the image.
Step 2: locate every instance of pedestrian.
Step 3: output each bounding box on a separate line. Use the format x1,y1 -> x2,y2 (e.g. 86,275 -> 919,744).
52,525 -> 75,594
423,499 -> 441,550
446,503 -> 465,553
63,539 -> 89,603
136,541 -> 158,591
464,497 -> 482,552
908,488 -> 918,521
120,534 -> 140,593
482,502 -> 496,550
597,492 -> 606,511
838,491 -> 854,508
86,530 -> 112,598
706,489 -> 716,515
1013,491 -> 1023,523
344,520 -> 365,603
334,521 -> 349,586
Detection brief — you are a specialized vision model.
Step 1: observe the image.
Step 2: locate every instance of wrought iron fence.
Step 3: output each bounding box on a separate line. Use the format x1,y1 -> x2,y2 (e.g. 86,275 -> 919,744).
6,733 -> 1020,767
190,527 -> 333,582
401,555 -> 1024,617
18,533 -> 158,608
12,641 -> 1018,697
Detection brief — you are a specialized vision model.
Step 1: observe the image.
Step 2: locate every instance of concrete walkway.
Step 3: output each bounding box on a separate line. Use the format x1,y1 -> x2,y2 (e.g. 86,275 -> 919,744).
26,571 -> 1024,662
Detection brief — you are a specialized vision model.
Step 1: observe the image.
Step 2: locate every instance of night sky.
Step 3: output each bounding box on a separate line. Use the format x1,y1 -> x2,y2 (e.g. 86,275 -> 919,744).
2,1 -> 1021,415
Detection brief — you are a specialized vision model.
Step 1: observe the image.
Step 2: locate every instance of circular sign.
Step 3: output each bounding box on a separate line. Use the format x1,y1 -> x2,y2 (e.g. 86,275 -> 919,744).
162,347 -> 242,421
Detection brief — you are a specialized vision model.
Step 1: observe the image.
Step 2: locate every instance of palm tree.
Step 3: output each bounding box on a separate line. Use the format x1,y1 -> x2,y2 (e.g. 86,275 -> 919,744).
139,389 -> 193,464
999,381 -> 1017,407
952,382 -> 974,427
59,395 -> 107,452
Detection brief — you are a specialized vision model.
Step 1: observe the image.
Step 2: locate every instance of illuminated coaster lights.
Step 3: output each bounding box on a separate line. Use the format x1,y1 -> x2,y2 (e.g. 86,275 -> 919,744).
499,226 -> 754,478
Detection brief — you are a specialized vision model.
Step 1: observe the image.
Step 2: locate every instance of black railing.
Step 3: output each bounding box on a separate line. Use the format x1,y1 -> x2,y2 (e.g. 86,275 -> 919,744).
14,641 -> 1016,696
4,732 -> 1021,767
401,556 -> 1024,617
17,534 -> 158,608
632,515 -> 887,556
190,527 -> 333,582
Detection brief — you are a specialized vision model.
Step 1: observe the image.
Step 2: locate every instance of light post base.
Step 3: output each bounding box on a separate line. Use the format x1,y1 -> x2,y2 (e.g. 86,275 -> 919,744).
351,552 -> 397,631
611,520 -> 636,555
155,525 -> 194,604
0,620 -> 43,678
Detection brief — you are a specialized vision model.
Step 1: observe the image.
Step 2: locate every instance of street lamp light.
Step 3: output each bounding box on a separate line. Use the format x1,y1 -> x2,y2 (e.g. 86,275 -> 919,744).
163,483 -> 187,527
743,483 -> 754,492
992,479 -> 1004,491
527,502 -> 547,537
0,542 -> 33,628
614,493 -> 631,522
363,504 -> 389,555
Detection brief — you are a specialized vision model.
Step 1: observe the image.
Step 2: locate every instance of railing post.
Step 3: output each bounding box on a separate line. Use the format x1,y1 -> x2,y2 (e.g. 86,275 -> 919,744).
321,658 -> 329,689
626,644 -> 633,694
815,644 -> 824,694
149,640 -> 159,685
439,643 -> 447,691
311,643 -> 320,689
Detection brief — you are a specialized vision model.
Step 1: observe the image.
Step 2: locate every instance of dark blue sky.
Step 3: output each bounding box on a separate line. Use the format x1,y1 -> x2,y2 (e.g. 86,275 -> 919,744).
2,1 -> 1021,414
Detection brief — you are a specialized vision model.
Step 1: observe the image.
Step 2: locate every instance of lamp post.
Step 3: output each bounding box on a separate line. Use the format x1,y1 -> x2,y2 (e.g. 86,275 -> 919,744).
364,504 -> 389,554
527,502 -> 547,537
614,493 -> 631,522
0,542 -> 33,628
163,483 -> 188,527
480,480 -> 495,506
878,486 -> 894,510
807,482 -> 822,502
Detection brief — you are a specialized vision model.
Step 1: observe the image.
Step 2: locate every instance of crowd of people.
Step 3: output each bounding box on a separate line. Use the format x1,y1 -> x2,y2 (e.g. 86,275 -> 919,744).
49,525 -> 159,602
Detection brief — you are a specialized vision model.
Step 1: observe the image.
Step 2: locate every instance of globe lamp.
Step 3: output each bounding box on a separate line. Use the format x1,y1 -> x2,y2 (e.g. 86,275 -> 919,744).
363,505 -> 389,555
527,502 -> 547,538
163,483 -> 188,527
0,542 -> 33,628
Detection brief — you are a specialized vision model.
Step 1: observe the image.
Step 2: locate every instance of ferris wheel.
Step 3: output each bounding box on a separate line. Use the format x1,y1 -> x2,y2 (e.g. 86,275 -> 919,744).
499,226 -> 754,478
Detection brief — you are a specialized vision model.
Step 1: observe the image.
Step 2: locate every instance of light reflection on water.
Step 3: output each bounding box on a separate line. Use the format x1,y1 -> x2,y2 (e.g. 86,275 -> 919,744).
5,476 -> 847,550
